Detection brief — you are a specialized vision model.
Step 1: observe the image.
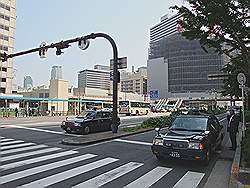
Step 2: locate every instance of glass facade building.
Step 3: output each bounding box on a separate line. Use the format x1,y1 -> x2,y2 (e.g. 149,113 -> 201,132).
148,15 -> 224,94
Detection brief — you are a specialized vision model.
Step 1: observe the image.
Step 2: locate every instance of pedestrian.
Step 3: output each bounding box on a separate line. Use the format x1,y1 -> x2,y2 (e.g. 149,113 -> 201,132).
15,107 -> 18,117
227,109 -> 240,150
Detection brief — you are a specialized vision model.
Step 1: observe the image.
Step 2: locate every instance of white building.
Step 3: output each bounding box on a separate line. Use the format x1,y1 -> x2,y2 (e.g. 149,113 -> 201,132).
120,66 -> 147,95
78,66 -> 110,90
0,0 -> 16,94
51,65 -> 63,80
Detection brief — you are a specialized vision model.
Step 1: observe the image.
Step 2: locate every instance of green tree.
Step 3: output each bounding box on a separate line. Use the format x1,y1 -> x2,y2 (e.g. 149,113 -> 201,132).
172,0 -> 249,106
221,56 -> 246,98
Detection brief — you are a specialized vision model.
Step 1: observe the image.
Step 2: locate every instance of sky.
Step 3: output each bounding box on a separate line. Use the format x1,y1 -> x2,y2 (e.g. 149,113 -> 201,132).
14,0 -> 184,87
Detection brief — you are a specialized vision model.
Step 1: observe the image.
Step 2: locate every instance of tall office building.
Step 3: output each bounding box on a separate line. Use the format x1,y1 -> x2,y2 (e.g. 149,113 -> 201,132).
23,75 -> 33,90
78,67 -> 110,90
120,67 -> 147,95
0,0 -> 16,94
148,14 -> 225,99
51,65 -> 63,80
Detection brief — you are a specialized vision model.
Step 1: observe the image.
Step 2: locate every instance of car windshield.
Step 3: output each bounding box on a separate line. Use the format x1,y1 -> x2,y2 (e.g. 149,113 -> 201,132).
77,111 -> 95,119
170,117 -> 208,131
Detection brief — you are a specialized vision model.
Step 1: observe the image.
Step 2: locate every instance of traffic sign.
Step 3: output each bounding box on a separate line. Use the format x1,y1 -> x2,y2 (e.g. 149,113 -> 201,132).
150,90 -> 159,99
237,73 -> 246,85
110,57 -> 127,70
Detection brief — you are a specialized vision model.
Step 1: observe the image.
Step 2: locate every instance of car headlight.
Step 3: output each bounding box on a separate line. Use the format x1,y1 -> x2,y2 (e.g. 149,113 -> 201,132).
188,142 -> 204,150
62,121 -> 66,126
153,138 -> 163,145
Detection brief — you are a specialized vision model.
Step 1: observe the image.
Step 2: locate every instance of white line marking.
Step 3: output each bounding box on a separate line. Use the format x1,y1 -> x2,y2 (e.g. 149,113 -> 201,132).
0,136 -> 5,139
6,125 -> 82,137
19,157 -> 119,188
1,140 -> 25,146
124,166 -> 172,188
1,145 -> 48,155
1,150 -> 78,170
1,143 -> 35,150
114,139 -> 152,146
0,154 -> 97,184
1,138 -> 15,142
1,147 -> 62,162
173,171 -> 205,188
73,162 -> 143,188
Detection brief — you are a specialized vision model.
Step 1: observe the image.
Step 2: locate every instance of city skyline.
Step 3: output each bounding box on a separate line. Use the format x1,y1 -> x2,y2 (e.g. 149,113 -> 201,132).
13,0 -> 184,87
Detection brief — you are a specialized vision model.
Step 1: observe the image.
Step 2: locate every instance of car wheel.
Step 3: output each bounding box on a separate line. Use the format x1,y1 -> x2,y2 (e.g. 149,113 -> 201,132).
65,127 -> 72,134
83,126 -> 90,134
202,148 -> 211,166
136,110 -> 139,116
145,110 -> 148,115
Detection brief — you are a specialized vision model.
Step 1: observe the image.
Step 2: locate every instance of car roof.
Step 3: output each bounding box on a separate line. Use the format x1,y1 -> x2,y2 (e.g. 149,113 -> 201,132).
177,115 -> 210,118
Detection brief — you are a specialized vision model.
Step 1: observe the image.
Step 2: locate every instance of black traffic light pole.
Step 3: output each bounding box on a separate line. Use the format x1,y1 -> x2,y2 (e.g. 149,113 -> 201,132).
0,32 -> 119,133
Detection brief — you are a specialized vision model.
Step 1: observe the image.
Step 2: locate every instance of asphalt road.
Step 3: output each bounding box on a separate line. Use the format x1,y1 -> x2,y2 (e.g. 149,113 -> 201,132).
0,113 -> 228,188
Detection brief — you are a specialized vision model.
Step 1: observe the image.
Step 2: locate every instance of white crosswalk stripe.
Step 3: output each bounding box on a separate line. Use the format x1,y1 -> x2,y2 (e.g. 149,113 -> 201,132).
1,142 -> 35,150
19,157 -> 119,188
1,150 -> 78,170
73,162 -> 143,188
1,140 -> 25,146
1,138 -> 15,142
1,144 -> 48,155
173,171 -> 205,188
1,147 -> 62,162
0,154 -> 97,184
124,167 -> 173,188
0,137 -> 206,188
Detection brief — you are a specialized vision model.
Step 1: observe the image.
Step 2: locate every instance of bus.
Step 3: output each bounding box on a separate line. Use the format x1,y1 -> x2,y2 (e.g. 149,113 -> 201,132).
118,100 -> 150,116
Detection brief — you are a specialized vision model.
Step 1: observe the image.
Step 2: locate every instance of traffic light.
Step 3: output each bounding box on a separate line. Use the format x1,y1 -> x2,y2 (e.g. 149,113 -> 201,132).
38,42 -> 47,59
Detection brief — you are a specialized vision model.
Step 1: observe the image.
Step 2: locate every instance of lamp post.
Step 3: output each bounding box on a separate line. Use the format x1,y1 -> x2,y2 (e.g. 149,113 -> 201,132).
0,32 -> 119,133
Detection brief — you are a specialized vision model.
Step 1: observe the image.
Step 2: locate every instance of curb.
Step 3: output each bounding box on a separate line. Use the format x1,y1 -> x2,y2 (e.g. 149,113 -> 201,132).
61,128 -> 154,146
229,123 -> 250,188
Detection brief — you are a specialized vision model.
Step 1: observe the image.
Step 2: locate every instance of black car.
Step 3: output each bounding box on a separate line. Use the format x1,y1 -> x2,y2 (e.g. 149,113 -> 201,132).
61,110 -> 120,134
151,115 -> 224,165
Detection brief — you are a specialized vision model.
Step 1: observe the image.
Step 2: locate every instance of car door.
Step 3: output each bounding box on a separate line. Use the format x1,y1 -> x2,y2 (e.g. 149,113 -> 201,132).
94,111 -> 103,132
211,116 -> 223,145
102,111 -> 112,131
208,118 -> 219,149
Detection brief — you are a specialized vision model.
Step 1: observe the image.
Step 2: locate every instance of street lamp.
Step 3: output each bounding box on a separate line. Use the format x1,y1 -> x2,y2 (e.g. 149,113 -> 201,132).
0,32 -> 119,133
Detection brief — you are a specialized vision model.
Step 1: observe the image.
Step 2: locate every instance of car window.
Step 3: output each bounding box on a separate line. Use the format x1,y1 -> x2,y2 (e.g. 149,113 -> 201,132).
96,112 -> 102,119
102,112 -> 111,118
211,116 -> 221,131
170,117 -> 208,131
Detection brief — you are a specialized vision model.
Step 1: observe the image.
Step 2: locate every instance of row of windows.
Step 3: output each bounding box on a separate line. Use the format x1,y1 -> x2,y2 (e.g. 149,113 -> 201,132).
0,2 -> 10,11
0,13 -> 10,21
0,34 -> 9,41
0,24 -> 9,31
39,93 -> 49,98
0,45 -> 8,51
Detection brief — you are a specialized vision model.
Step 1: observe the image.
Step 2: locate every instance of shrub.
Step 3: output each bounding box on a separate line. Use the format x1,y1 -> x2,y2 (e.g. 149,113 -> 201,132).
242,128 -> 250,167
245,111 -> 250,122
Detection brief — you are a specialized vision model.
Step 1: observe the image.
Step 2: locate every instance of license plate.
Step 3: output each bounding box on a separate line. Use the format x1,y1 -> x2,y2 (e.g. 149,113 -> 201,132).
169,151 -> 180,158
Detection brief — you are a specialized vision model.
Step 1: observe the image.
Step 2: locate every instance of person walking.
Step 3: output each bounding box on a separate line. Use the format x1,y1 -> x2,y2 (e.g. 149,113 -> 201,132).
15,107 -> 18,117
227,109 -> 240,150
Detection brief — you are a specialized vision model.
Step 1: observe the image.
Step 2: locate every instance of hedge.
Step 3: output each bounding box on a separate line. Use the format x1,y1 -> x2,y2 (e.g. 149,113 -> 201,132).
242,128 -> 250,167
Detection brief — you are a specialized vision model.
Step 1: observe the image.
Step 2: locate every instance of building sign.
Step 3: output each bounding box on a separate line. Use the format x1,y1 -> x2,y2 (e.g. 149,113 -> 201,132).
150,90 -> 159,99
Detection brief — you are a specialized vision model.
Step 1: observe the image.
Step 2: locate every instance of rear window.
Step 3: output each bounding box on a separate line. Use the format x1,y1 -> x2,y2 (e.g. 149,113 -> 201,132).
170,117 -> 208,131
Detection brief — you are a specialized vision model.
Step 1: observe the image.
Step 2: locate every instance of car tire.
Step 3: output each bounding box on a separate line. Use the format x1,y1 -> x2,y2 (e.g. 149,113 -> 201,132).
202,148 -> 211,166
83,126 -> 90,134
65,127 -> 72,134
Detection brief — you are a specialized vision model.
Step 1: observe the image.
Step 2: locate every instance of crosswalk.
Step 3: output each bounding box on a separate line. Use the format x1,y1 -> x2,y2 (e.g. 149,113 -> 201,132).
0,136 -> 206,188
